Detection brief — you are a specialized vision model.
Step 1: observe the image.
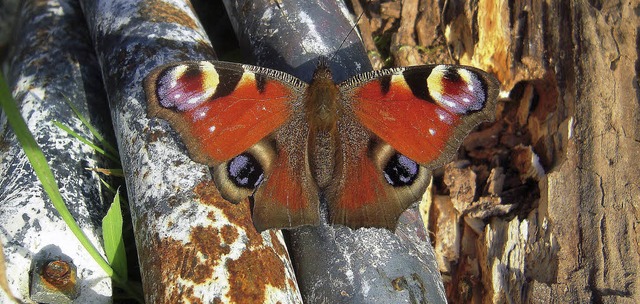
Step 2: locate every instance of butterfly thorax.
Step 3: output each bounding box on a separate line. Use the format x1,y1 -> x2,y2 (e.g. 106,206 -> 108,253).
305,64 -> 341,189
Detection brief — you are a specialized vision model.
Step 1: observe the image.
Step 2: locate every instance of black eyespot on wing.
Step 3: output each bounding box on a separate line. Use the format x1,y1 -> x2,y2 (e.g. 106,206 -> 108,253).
442,66 -> 462,83
182,65 -> 202,80
383,153 -> 420,187
227,153 -> 264,189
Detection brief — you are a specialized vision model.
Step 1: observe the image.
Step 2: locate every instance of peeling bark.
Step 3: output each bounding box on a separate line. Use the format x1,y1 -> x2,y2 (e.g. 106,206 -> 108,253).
417,0 -> 640,302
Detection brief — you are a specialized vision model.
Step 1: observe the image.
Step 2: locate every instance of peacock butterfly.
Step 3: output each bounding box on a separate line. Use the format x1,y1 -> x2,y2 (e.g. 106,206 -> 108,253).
144,59 -> 499,231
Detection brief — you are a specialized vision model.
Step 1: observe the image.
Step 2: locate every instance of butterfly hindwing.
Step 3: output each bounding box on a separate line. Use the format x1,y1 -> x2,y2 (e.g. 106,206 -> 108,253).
145,61 -> 320,230
326,120 -> 430,229
251,122 -> 321,231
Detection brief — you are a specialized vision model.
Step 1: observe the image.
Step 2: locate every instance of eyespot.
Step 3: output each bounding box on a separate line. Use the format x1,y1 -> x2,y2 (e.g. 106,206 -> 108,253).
427,65 -> 486,114
383,153 -> 420,186
212,140 -> 275,204
227,153 -> 264,189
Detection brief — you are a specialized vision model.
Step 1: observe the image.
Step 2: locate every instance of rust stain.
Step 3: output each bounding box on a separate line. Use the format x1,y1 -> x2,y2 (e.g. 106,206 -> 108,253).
287,278 -> 297,291
269,230 -> 288,257
193,181 -> 236,208
194,182 -> 294,302
194,181 -> 263,247
139,0 -> 198,29
40,260 -> 77,294
42,260 -> 73,286
221,224 -> 239,244
147,182 -> 292,302
207,210 -> 217,222
225,247 -> 287,303
188,226 -> 231,283
142,224 -> 231,302
164,285 -> 203,304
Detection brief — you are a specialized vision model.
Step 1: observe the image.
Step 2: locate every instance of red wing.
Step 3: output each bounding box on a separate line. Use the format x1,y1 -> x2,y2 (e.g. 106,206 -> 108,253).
344,65 -> 500,168
144,61 -> 304,165
328,65 -> 499,229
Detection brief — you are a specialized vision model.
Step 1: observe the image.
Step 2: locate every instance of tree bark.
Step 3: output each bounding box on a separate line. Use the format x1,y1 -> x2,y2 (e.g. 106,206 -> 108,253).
420,0 -> 640,302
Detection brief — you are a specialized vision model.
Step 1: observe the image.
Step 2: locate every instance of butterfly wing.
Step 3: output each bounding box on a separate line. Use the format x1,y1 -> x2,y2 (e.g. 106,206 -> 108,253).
144,61 -> 320,231
332,65 -> 500,229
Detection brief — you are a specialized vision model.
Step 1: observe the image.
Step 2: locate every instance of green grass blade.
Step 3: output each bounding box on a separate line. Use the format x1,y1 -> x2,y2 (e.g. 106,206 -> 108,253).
102,189 -> 128,279
62,96 -> 119,157
99,177 -> 118,194
53,120 -> 120,163
0,73 -> 114,276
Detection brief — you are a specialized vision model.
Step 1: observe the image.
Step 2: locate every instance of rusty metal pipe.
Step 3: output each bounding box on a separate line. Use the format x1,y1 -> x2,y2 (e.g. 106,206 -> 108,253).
1,0 -> 113,302
79,0 -> 301,302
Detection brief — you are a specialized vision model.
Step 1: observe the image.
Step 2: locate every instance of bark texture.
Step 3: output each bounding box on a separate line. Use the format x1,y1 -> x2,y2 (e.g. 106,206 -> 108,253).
375,0 -> 640,302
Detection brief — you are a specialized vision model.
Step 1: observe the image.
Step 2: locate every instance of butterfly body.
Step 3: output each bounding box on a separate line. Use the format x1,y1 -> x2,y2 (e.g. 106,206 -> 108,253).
144,60 -> 499,231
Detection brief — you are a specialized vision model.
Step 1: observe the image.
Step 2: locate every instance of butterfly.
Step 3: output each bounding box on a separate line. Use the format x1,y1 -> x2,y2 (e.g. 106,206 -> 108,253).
144,59 -> 499,232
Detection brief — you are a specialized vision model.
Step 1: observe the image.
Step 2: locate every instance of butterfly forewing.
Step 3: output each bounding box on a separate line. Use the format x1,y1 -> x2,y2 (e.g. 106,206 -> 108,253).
145,61 -> 300,163
343,65 -> 499,169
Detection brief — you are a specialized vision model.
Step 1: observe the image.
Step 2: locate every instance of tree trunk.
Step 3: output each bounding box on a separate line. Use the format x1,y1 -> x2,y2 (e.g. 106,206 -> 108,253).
418,0 -> 640,302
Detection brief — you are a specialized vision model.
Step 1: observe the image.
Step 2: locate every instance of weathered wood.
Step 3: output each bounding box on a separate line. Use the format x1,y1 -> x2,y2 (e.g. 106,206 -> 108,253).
391,0 -> 420,66
545,1 -> 640,302
350,0 -> 384,69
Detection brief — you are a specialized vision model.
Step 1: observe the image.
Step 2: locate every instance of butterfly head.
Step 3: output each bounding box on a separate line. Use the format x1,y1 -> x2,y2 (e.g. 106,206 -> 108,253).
311,56 -> 334,83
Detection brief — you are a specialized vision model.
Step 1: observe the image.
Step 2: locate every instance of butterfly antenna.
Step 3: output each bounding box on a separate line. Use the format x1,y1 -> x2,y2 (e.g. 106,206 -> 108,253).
329,8 -> 366,62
